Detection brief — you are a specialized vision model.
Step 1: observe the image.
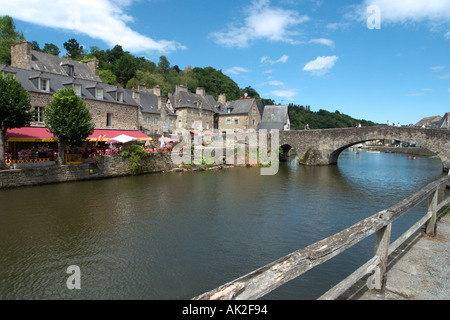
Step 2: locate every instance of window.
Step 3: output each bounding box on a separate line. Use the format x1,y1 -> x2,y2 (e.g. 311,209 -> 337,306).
106,113 -> 113,127
206,122 -> 209,130
191,120 -> 194,129
67,65 -> 74,77
34,107 -> 45,122
190,110 -> 194,116
227,119 -> 231,126
253,119 -> 255,125
116,91 -> 123,102
169,119 -> 174,126
235,119 -> 238,125
96,88 -> 104,100
252,108 -> 256,115
205,113 -> 208,118
178,120 -> 182,128
146,117 -> 150,124
73,84 -> 82,97
154,118 -> 158,125
227,108 -> 232,114
39,78 -> 50,92
199,111 -> 202,117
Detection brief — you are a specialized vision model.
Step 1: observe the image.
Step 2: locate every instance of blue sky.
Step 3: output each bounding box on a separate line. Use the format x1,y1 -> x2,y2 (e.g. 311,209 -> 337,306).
1,0 -> 449,125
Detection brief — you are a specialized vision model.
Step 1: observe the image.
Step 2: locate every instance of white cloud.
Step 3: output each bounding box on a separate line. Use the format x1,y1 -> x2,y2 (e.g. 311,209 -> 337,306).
210,0 -> 309,48
430,66 -> 446,72
0,0 -> 185,54
303,56 -> 339,76
359,0 -> 450,26
266,89 -> 299,100
446,31 -> 450,39
261,54 -> 289,64
225,67 -> 251,75
309,38 -> 335,49
448,88 -> 450,93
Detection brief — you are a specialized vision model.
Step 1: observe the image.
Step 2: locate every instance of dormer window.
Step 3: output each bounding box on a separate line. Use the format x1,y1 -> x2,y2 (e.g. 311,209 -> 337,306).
62,63 -> 75,77
116,91 -> 123,102
39,78 -> 50,92
96,88 -> 104,100
73,84 -> 82,97
227,108 -> 232,114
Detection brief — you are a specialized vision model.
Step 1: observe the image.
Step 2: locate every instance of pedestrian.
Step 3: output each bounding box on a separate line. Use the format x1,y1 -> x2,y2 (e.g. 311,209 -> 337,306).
387,120 -> 390,126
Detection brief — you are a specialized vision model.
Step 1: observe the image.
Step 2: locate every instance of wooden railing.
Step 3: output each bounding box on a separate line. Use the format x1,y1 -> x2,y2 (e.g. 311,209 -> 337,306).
193,174 -> 450,300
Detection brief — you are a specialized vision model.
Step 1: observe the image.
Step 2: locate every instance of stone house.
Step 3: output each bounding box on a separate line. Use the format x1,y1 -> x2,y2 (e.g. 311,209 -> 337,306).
257,105 -> 290,132
168,85 -> 215,133
216,98 -> 264,134
129,85 -> 177,138
436,112 -> 449,129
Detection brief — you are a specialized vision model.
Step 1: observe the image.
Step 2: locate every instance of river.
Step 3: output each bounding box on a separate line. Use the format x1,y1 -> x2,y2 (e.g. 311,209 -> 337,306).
0,150 -> 446,299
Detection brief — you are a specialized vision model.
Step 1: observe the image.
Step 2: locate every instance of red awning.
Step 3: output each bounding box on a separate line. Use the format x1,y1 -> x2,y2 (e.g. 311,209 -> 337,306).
6,127 -> 151,142
6,127 -> 56,142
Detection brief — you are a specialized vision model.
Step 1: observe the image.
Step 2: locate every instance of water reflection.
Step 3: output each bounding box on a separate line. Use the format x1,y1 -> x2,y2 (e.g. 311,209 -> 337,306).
0,150 -> 446,299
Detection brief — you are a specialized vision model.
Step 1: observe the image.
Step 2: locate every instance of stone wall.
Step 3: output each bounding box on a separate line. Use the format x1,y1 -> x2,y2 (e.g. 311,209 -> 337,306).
28,92 -> 139,130
0,153 -> 176,190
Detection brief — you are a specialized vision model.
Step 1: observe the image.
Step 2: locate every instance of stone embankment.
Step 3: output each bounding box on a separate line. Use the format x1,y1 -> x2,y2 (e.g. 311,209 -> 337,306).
0,153 -> 172,189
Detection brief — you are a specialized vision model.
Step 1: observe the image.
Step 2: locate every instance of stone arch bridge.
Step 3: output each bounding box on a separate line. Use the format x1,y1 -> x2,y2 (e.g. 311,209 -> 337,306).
279,126 -> 450,172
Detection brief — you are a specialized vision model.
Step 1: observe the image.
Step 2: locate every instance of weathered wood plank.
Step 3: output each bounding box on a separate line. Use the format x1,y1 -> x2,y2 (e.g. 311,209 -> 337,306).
318,256 -> 380,300
389,211 -> 432,255
193,175 -> 450,300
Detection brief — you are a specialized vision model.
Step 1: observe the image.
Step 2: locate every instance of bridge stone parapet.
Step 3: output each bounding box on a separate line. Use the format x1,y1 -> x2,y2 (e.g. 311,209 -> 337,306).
279,126 -> 450,172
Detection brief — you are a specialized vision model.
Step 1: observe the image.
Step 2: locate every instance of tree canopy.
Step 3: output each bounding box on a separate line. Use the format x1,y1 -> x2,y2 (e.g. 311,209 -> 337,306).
0,73 -> 34,164
44,87 -> 95,163
0,15 -> 24,65
288,104 -> 378,130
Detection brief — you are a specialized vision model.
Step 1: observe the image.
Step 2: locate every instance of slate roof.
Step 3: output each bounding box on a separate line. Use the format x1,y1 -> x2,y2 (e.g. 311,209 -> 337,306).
169,90 -> 215,112
217,98 -> 256,115
1,64 -> 138,107
126,89 -> 176,116
257,105 -> 289,131
415,115 -> 443,128
436,112 -> 449,129
29,50 -> 101,82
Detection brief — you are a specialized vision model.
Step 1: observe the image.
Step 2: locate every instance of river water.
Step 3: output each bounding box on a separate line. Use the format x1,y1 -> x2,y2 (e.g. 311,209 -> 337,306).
0,150 -> 446,300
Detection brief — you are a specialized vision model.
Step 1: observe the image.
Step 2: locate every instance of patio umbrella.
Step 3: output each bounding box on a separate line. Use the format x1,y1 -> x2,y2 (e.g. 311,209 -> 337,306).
109,134 -> 137,143
160,134 -> 165,147
106,139 -> 120,144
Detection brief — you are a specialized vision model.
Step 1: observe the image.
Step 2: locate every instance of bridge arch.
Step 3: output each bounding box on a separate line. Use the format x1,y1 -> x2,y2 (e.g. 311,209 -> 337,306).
279,127 -> 450,172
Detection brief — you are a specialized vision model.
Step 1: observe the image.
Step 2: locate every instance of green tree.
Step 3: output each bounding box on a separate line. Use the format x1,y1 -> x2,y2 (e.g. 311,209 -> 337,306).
44,87 -> 95,164
42,43 -> 60,56
63,38 -> 84,60
157,56 -> 171,73
0,15 -> 24,64
0,73 -> 34,166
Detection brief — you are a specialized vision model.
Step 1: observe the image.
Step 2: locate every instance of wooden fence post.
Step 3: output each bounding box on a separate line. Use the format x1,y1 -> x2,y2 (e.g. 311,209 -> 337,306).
425,189 -> 438,236
368,223 -> 392,291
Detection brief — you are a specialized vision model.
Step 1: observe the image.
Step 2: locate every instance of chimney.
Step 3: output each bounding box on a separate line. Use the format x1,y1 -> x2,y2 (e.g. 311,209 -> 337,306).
218,94 -> 226,104
86,60 -> 99,76
175,85 -> 188,95
153,85 -> 161,97
132,90 -> 141,104
196,87 -> 205,96
138,84 -> 150,93
158,96 -> 168,111
11,40 -> 32,70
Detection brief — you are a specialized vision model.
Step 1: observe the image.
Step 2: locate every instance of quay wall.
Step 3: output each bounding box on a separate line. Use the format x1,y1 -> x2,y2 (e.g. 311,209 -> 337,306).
0,153 -> 176,190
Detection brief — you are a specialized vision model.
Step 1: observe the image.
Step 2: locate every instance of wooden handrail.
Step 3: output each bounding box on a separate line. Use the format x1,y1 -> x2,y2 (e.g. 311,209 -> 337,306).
193,175 -> 450,300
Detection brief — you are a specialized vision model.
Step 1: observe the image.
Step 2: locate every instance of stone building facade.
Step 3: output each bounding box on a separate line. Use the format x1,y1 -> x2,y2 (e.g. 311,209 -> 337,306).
169,85 -> 215,132
216,98 -> 263,133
